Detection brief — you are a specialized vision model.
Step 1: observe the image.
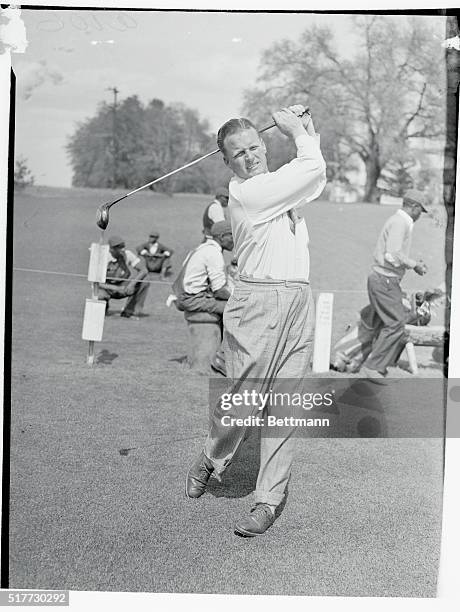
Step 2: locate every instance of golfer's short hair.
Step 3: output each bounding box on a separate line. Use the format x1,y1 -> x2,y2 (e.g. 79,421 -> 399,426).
217,118 -> 259,154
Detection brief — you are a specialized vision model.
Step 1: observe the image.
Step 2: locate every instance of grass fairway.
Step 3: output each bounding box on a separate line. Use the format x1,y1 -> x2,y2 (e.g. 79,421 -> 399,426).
9,186 -> 446,596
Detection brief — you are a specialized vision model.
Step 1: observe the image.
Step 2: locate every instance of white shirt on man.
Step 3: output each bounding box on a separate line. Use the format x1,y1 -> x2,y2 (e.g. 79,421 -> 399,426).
228,133 -> 326,281
372,208 -> 416,278
183,238 -> 227,294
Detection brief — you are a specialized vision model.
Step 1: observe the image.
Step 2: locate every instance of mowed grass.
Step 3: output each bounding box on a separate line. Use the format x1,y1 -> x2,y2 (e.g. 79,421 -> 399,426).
9,186 -> 446,596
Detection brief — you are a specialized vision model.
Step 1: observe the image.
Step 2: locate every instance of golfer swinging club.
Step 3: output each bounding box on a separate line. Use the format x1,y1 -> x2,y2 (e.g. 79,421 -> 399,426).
186,104 -> 327,536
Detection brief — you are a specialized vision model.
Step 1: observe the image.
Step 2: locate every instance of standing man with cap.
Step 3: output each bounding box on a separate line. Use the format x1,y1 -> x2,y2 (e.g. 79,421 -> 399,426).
202,187 -> 229,238
185,104 -> 327,537
98,235 -> 148,318
360,189 -> 429,380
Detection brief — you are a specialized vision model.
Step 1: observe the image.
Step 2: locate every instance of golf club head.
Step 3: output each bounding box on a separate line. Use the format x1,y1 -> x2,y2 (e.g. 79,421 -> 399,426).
96,203 -> 110,230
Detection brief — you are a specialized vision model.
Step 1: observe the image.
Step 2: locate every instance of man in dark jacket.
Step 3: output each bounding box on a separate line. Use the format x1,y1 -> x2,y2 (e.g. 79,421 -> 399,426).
136,229 -> 174,279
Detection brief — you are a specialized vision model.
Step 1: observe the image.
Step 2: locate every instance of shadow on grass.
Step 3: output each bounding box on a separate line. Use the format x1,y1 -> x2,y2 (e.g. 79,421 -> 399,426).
207,427 -> 290,524
398,358 -> 444,373
169,355 -> 188,365
207,428 -> 260,499
96,349 -> 118,364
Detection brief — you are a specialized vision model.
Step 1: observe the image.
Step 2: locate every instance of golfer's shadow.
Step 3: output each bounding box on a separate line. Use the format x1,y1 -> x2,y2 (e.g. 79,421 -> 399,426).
206,428 -> 289,516
207,430 -> 259,499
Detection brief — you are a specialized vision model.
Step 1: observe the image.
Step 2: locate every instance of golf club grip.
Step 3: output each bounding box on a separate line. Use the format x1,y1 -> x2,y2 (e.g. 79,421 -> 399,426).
258,108 -> 311,134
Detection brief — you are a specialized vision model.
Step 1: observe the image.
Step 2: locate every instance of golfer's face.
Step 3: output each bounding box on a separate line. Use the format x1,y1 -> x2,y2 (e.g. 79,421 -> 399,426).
223,128 -> 268,180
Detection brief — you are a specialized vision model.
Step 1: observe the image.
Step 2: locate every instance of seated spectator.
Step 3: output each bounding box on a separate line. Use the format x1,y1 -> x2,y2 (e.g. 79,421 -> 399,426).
98,235 -> 148,318
136,229 -> 174,279
172,220 -> 234,316
134,229 -> 174,315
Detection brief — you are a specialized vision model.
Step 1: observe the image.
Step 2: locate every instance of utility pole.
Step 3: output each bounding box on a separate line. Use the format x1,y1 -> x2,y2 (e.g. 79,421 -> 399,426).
107,87 -> 119,188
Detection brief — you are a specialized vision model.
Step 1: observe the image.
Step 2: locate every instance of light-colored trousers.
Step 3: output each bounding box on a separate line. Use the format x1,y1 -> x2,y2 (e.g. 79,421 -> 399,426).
204,276 -> 315,506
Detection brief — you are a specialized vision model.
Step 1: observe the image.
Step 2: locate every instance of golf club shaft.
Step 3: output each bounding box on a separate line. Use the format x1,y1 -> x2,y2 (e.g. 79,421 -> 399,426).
97,107 -> 312,230
121,148 -> 220,201
109,112 -> 309,204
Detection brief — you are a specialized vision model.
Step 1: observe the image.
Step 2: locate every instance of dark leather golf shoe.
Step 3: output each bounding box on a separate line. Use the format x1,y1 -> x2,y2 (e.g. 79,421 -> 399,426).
234,504 -> 275,537
185,451 -> 214,498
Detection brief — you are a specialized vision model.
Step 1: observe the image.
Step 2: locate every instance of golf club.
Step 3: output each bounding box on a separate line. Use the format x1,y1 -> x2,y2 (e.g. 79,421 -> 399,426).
96,108 -> 311,230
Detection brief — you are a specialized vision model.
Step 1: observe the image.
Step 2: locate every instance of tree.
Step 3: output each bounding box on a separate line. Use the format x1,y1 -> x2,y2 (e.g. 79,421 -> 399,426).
14,156 -> 35,189
66,101 -> 115,188
67,96 -> 220,193
243,16 -> 446,202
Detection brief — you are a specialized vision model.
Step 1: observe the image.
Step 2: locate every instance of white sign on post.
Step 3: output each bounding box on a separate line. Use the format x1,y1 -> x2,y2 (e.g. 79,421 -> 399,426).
312,292 -> 334,373
82,299 -> 106,342
87,243 -> 110,283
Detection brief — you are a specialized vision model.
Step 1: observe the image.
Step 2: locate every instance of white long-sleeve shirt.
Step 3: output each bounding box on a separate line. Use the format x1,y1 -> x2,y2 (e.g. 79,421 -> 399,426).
373,209 -> 416,278
182,238 -> 227,294
228,133 -> 326,281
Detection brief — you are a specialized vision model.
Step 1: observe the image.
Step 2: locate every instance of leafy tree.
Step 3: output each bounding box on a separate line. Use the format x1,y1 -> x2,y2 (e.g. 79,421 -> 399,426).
66,102 -> 114,188
243,16 -> 446,202
14,156 -> 35,189
67,96 -> 221,193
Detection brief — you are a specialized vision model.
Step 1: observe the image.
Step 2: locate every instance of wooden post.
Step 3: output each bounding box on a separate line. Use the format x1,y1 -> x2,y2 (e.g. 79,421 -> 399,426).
88,281 -> 98,365
405,342 -> 419,375
312,293 -> 334,373
83,239 -> 110,365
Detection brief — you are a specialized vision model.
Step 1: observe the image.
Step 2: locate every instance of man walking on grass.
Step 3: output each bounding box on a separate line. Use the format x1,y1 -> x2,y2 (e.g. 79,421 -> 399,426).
360,189 -> 429,381
185,104 -> 326,536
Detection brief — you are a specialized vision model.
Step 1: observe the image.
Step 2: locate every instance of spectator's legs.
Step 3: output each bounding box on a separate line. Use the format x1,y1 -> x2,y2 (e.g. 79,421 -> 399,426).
122,279 -> 150,317
160,256 -> 173,280
97,286 -> 123,315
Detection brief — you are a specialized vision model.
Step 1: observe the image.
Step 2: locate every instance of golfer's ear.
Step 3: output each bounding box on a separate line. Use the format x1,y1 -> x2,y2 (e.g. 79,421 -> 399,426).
260,138 -> 267,153
223,155 -> 230,167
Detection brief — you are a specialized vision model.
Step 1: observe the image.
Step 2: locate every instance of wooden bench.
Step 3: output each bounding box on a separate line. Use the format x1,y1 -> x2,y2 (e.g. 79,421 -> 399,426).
404,325 -> 448,375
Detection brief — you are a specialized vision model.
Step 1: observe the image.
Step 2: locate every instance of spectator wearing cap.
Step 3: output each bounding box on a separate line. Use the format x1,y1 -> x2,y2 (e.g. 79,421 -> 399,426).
172,220 -> 234,316
360,188 -> 430,380
134,229 -> 174,315
202,187 -> 229,237
136,229 -> 174,279
98,235 -> 148,318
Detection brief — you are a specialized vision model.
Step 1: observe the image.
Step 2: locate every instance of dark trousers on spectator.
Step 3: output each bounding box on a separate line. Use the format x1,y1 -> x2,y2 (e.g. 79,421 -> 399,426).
362,271 -> 409,373
176,291 -> 227,316
98,281 -> 149,316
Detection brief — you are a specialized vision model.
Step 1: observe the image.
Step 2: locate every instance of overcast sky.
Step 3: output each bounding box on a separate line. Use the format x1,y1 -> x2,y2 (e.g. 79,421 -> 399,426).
11,9 -> 445,187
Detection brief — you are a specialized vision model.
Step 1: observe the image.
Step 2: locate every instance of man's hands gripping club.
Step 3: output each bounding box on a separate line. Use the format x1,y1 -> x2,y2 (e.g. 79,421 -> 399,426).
272,105 -> 315,140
